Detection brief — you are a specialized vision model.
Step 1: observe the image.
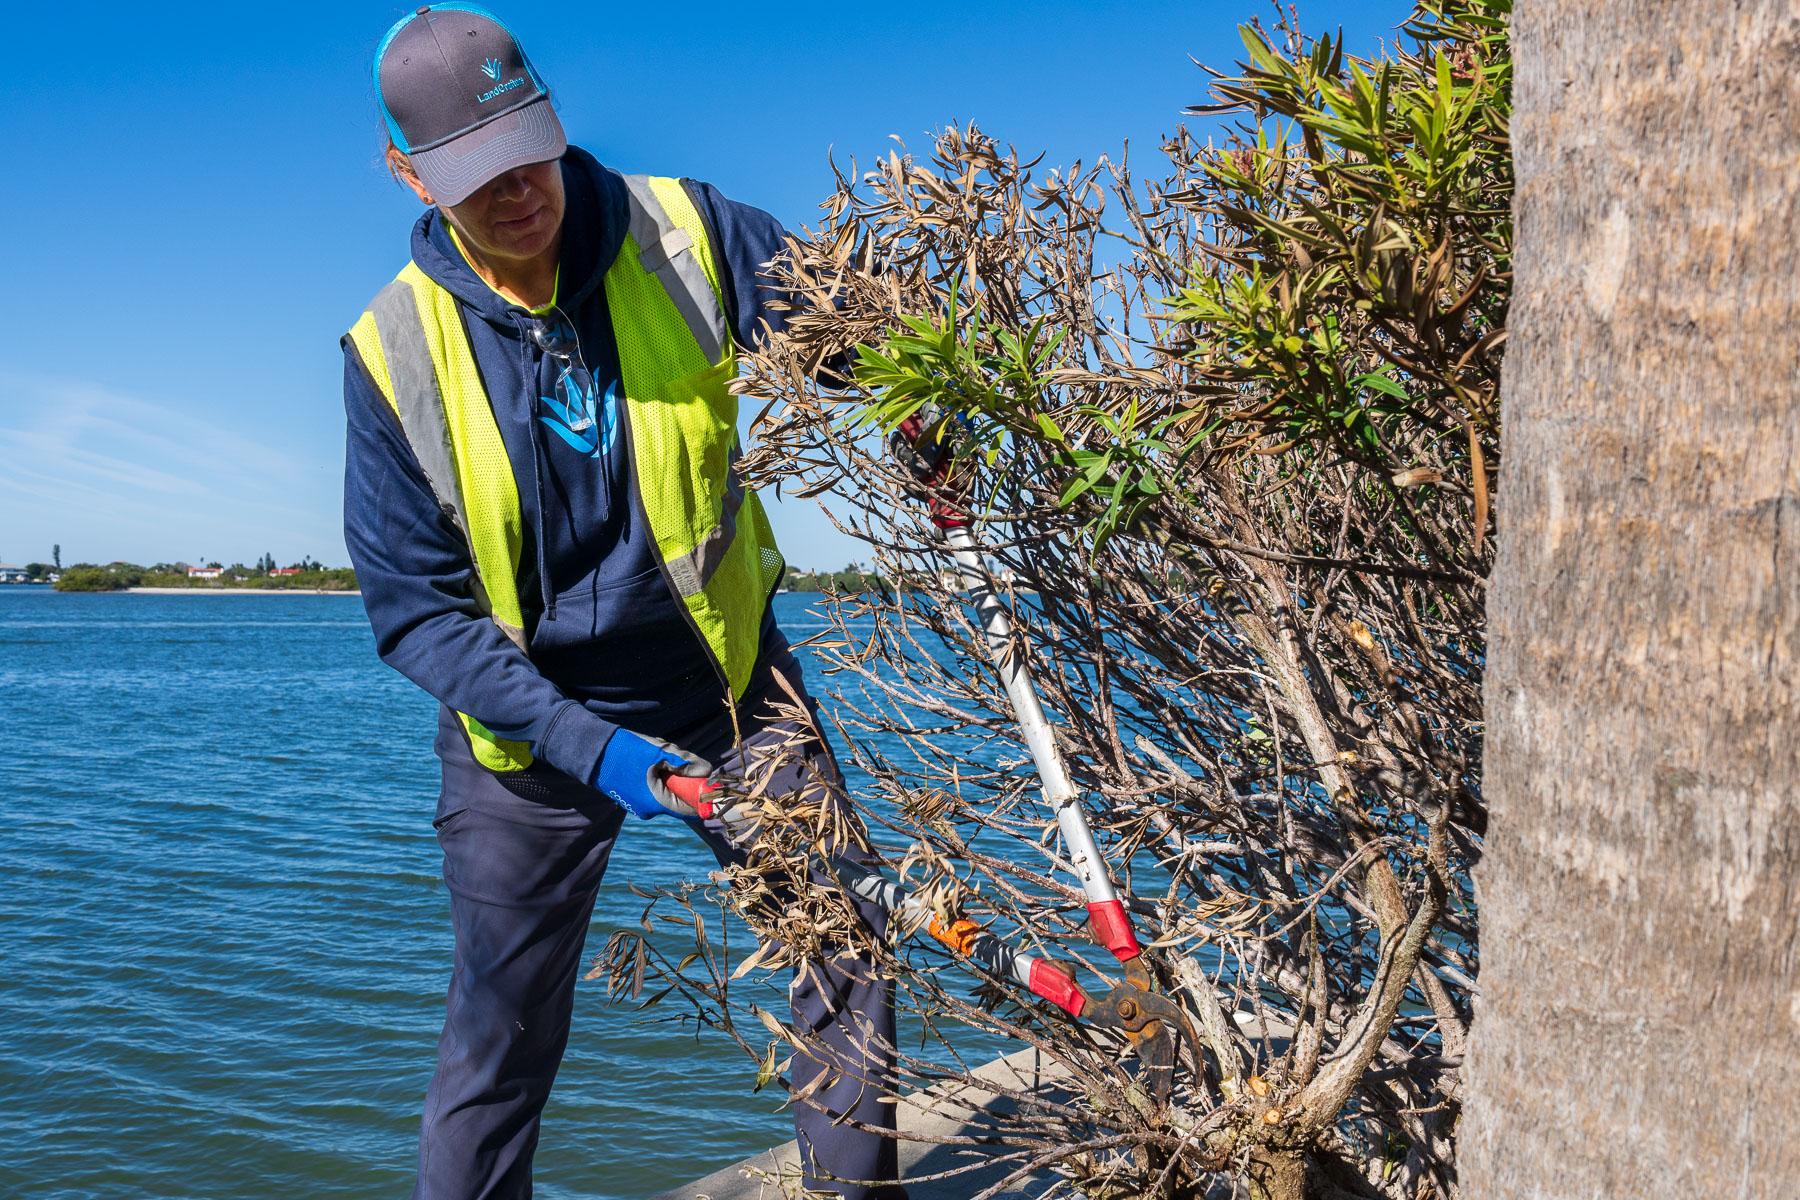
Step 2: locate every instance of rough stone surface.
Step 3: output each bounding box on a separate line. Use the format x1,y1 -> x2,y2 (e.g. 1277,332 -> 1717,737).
648,1049 -> 1059,1200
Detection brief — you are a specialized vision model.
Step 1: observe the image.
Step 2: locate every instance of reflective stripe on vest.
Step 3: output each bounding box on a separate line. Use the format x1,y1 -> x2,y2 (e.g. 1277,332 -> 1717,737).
346,175 -> 784,772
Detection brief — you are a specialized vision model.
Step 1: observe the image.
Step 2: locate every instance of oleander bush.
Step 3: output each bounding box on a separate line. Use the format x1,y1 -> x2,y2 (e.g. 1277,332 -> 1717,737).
610,4 -> 1508,1197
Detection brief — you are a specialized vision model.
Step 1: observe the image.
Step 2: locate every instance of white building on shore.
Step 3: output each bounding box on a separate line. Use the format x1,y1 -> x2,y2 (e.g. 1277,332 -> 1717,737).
0,564 -> 29,584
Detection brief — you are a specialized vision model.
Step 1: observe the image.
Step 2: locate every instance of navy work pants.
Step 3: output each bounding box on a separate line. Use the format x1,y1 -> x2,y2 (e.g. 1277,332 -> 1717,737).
413,655 -> 898,1199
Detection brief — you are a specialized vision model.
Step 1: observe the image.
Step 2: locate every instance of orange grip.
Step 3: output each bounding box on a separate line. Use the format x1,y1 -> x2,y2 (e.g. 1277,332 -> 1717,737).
927,915 -> 984,956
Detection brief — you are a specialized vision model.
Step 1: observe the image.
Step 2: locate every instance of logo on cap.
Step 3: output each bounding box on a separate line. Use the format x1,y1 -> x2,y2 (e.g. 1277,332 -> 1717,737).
478,76 -> 525,102
479,57 -> 503,81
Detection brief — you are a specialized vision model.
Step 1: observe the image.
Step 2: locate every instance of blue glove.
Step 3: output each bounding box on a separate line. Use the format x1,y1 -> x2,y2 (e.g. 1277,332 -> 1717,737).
593,728 -> 713,820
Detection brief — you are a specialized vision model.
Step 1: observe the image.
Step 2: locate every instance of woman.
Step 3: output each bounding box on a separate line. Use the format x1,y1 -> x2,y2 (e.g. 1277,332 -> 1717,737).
341,7 -> 900,1198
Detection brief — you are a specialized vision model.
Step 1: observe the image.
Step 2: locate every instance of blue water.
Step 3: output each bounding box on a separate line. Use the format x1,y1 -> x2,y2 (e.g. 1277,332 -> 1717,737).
0,588 -> 884,1200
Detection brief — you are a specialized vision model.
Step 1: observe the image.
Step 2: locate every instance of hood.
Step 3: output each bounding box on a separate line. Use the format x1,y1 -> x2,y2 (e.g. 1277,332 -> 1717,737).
407,145 -> 629,331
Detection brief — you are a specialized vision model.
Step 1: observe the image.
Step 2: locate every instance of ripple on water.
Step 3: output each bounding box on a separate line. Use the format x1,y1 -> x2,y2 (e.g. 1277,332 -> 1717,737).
0,591 -> 899,1200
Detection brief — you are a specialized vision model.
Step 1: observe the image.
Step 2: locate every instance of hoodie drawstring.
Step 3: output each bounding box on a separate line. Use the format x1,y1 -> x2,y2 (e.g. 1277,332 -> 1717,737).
600,375 -> 614,525
513,312 -> 557,625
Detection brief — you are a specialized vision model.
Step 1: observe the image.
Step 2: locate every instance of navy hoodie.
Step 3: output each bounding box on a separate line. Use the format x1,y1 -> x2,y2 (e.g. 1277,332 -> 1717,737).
343,148 -> 797,785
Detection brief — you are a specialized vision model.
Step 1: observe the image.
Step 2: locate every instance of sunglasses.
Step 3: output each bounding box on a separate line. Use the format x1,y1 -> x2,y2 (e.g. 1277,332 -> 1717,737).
527,308 -> 596,433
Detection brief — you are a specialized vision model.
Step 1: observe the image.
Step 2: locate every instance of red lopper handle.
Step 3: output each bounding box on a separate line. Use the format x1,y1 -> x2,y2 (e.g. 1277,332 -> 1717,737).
663,772 -> 720,820
1026,958 -> 1087,1018
898,414 -> 967,530
1086,899 -> 1143,963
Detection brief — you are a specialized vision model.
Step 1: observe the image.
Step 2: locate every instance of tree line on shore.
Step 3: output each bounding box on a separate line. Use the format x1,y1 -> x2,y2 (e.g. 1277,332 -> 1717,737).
51,560 -> 359,592
44,560 -> 882,594
783,565 -> 889,593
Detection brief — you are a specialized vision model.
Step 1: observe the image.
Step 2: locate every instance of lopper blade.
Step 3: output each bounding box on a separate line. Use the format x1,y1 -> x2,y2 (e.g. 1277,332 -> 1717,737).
1081,979 -> 1199,1105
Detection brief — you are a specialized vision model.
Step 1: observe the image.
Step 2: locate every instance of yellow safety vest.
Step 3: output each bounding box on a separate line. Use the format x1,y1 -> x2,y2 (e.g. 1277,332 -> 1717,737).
346,175 -> 784,771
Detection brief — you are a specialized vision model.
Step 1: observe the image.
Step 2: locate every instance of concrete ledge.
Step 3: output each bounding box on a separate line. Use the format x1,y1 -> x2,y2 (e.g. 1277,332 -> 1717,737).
649,1047 -> 1062,1200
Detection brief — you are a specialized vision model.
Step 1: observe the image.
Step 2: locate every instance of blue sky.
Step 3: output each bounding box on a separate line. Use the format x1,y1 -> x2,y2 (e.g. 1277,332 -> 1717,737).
1,0 -> 1407,571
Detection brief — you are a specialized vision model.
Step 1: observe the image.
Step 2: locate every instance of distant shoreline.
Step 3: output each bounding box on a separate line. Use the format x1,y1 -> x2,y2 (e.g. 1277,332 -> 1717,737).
124,587 -> 363,596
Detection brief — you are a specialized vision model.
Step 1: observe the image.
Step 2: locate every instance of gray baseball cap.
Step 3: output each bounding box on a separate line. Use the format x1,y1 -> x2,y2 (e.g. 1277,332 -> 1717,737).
375,5 -> 567,206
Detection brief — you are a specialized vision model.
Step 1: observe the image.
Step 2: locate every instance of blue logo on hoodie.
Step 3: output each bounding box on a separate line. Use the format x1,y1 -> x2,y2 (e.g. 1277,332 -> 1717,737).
539,377 -> 620,458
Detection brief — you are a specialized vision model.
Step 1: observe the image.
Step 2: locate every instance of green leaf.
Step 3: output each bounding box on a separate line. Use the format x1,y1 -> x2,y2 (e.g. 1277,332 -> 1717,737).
1351,371 -> 1410,400
1058,475 -> 1097,506
753,1041 -> 781,1093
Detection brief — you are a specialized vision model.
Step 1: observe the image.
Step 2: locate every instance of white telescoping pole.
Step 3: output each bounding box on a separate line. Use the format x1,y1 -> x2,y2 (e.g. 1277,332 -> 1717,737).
941,524 -> 1140,961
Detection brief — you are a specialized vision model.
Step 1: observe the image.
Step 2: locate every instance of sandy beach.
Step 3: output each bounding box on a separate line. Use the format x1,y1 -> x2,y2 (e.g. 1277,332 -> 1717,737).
125,587 -> 362,596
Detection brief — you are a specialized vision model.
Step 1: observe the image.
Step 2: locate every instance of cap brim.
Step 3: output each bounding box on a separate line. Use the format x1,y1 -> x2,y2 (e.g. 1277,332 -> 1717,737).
409,97 -> 567,207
